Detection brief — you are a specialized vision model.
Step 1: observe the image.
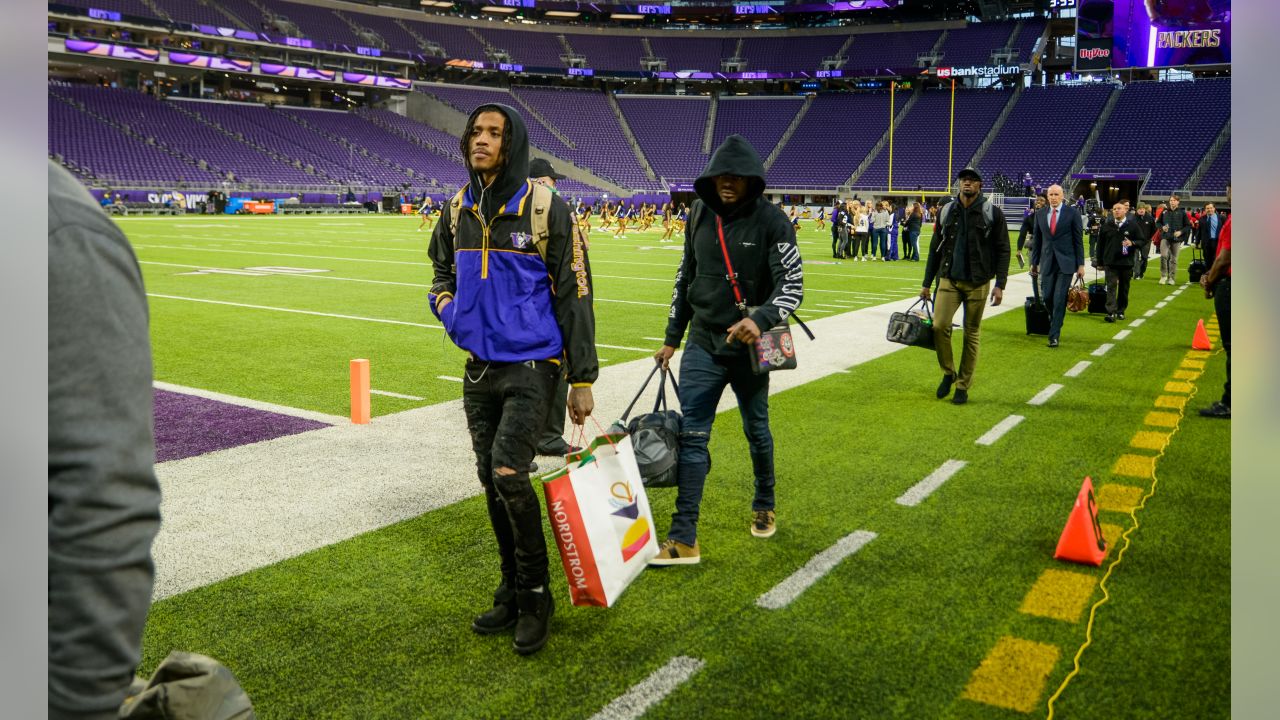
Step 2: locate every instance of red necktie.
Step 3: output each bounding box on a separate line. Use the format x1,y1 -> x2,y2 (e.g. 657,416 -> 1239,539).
1050,208 -> 1058,235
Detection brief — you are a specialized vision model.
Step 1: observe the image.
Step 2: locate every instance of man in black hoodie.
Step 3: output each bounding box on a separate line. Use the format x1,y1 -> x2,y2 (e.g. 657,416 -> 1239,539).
428,104 -> 597,655
651,135 -> 804,564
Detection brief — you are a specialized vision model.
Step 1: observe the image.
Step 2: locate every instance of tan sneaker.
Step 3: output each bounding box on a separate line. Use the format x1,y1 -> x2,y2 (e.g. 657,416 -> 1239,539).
751,510 -> 777,538
648,538 -> 700,566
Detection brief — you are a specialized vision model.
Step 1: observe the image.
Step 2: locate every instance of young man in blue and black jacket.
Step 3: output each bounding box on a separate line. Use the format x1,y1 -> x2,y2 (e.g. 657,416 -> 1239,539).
428,104 -> 597,656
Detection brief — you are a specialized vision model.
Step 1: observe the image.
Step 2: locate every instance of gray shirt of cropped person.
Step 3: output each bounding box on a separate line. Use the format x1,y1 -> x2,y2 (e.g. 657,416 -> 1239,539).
48,161 -> 162,720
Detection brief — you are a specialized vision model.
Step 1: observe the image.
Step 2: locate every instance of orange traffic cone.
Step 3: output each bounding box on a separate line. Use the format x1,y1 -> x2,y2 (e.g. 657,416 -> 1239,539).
1192,319 -> 1213,351
1054,476 -> 1107,567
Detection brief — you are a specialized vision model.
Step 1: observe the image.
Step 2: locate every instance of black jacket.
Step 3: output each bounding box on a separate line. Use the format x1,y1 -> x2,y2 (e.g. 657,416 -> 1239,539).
664,134 -> 804,357
1134,212 -> 1156,246
428,103 -> 598,385
923,193 -> 1011,290
1093,215 -> 1139,269
1160,206 -> 1192,242
1016,210 -> 1036,251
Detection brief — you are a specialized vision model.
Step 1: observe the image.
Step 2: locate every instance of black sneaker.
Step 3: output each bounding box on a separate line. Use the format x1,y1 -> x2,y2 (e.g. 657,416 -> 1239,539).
1105,314 -> 1116,323
936,375 -> 955,399
1198,402 -> 1231,419
1048,338 -> 1060,348
952,388 -> 969,405
1118,312 -> 1126,320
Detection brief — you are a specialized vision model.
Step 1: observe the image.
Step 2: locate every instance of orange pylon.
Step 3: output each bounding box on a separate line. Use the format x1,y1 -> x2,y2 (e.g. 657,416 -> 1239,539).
1192,319 -> 1213,351
1054,476 -> 1107,567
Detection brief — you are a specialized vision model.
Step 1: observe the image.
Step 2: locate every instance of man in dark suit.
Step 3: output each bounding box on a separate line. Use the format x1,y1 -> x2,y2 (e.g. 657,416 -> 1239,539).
1195,202 -> 1222,262
1132,202 -> 1156,279
1030,184 -> 1085,348
1093,200 -> 1138,322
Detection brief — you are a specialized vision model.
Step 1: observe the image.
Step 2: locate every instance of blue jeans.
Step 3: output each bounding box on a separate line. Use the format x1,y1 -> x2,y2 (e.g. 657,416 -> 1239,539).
873,227 -> 889,257
668,342 -> 775,546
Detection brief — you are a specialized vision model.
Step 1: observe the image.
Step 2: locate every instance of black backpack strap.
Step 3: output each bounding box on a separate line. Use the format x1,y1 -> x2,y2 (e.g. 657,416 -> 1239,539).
621,364 -> 661,422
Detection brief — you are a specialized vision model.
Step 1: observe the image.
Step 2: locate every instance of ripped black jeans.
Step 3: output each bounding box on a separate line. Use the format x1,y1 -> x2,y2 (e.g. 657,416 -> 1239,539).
463,358 -> 560,591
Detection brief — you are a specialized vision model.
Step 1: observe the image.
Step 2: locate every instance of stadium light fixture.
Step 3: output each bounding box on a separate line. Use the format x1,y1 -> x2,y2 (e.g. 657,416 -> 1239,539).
610,13 -> 644,20
545,11 -> 580,18
481,6 -> 519,13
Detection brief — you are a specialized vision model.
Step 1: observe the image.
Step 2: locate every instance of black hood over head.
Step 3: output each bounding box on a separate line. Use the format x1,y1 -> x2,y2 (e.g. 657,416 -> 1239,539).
460,102 -> 530,220
694,134 -> 767,218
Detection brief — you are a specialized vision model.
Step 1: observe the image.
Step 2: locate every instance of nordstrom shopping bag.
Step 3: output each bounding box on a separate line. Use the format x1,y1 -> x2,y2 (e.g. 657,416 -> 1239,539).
542,433 -> 659,607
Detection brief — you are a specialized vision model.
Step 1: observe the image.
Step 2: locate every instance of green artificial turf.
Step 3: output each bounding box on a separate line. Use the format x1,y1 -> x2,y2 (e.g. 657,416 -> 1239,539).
135,215 -> 1230,719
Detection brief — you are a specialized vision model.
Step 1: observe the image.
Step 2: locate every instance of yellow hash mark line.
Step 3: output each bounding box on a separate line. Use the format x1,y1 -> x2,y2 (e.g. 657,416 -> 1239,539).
1130,431 -> 1171,451
1172,369 -> 1201,381
963,636 -> 1061,713
1045,354 -> 1210,718
1111,454 -> 1156,480
1163,382 -> 1193,394
1154,395 -> 1187,410
1144,411 -> 1180,427
1096,483 -> 1145,511
1180,359 -> 1206,370
1019,569 -> 1099,623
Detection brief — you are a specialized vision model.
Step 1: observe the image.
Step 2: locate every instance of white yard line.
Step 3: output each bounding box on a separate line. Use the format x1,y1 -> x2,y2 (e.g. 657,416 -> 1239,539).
756,531 -> 878,609
975,415 -> 1025,447
436,376 -> 463,383
1092,343 -> 1115,357
1113,330 -> 1131,340
1064,361 -> 1092,378
1028,383 -> 1064,406
1144,309 -> 1157,317
895,460 -> 967,507
147,294 -> 443,329
153,381 -> 346,425
1129,318 -> 1146,327
588,656 -> 707,720
370,389 -> 425,401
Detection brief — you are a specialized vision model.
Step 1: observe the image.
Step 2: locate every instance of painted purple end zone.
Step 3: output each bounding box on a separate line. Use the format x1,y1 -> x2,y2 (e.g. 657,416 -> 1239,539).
154,389 -> 329,463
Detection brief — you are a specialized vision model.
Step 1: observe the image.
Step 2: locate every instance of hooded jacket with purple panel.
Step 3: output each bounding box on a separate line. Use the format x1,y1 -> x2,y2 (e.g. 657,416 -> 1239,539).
427,103 -> 597,386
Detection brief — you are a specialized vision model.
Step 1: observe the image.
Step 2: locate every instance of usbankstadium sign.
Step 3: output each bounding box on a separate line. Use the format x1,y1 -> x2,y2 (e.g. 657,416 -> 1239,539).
934,63 -> 1023,78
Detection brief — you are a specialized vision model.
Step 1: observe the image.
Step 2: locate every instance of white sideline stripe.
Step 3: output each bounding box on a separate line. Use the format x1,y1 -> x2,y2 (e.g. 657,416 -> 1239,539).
642,337 -> 667,342
1064,360 -> 1092,378
597,343 -> 651,353
370,389 -> 424,401
152,381 -> 346,425
147,294 -> 444,329
1113,329 -> 1132,340
588,656 -> 706,720
436,376 -> 463,383
1144,309 -> 1158,317
1129,318 -> 1146,327
1092,343 -> 1115,357
1028,383 -> 1064,406
895,461 -> 966,507
756,531 -> 878,609
816,303 -> 858,309
975,415 -> 1024,446
1163,295 -> 1175,301
1156,301 -> 1168,308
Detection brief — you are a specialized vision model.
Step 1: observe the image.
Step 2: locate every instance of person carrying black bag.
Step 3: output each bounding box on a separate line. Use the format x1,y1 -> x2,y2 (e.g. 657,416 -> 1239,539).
650,135 -> 804,564
919,167 -> 1010,405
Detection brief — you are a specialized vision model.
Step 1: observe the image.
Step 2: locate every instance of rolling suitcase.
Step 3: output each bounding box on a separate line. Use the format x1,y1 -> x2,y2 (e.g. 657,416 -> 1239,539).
1025,278 -> 1050,336
1087,272 -> 1108,315
1187,248 -> 1207,283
